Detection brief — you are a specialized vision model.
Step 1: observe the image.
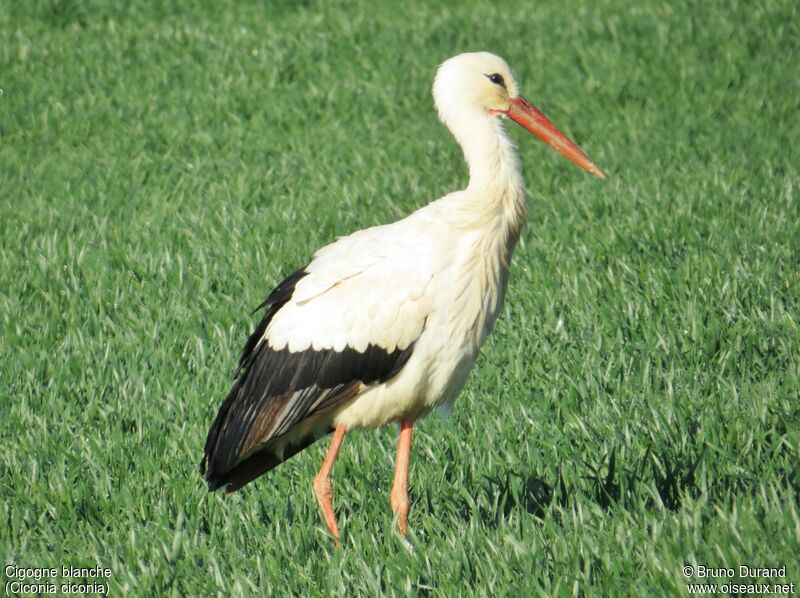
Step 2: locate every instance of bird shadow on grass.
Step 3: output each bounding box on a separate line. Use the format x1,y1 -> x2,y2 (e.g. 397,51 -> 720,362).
481,469 -> 554,522
432,468 -> 555,529
574,445 -> 708,512
430,444 -> 712,530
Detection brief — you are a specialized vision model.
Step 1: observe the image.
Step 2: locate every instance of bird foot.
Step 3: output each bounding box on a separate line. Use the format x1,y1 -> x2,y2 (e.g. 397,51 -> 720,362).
390,508 -> 414,551
313,473 -> 341,541
400,534 -> 415,553
390,491 -> 409,536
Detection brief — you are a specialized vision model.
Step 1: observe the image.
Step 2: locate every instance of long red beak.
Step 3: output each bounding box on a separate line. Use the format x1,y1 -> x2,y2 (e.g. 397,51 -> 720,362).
507,96 -> 605,179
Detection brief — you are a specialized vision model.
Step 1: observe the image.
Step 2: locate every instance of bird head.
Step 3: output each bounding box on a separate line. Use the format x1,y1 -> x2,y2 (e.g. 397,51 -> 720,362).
433,52 -> 604,179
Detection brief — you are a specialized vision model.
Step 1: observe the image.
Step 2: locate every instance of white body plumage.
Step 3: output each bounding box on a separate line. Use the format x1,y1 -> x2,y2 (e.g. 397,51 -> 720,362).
266,55 -> 528,433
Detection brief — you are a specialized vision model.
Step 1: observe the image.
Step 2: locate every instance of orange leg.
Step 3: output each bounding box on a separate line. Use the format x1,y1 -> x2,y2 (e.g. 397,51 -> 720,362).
313,425 -> 346,542
390,420 -> 414,536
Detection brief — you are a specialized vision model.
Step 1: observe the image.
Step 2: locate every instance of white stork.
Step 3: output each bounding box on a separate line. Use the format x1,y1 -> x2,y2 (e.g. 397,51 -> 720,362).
201,52 -> 603,543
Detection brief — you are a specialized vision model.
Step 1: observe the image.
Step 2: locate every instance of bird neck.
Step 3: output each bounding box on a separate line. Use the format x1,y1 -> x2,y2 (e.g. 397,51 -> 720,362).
451,112 -> 528,237
440,113 -> 528,351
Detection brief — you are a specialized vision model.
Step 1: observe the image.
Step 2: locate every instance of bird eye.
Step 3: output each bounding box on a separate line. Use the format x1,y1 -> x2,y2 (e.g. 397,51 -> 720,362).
486,73 -> 505,87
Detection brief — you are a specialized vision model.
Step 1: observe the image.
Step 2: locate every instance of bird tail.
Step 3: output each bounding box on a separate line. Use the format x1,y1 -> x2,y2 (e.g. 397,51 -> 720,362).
202,430 -> 328,492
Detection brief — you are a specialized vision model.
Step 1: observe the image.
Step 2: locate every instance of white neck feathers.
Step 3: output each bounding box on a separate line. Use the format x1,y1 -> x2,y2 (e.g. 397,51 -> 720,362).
445,109 -> 528,238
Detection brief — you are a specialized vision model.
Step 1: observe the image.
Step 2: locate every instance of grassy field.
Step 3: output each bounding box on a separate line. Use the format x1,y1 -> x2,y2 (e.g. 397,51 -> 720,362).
2,0 -> 799,595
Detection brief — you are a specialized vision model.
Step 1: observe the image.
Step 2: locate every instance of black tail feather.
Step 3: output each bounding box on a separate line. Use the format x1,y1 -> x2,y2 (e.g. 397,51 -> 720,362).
205,428 -> 330,492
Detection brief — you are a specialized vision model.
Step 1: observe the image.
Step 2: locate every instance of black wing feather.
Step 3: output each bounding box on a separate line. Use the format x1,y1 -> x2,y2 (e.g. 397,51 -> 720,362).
200,268 -> 417,492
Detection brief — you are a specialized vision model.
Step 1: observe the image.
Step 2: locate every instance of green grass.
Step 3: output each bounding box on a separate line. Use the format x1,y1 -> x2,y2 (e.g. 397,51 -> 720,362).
2,0 -> 799,595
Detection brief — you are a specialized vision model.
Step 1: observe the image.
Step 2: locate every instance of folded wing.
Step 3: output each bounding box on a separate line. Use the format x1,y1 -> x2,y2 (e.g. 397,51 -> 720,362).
201,224 -> 435,492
